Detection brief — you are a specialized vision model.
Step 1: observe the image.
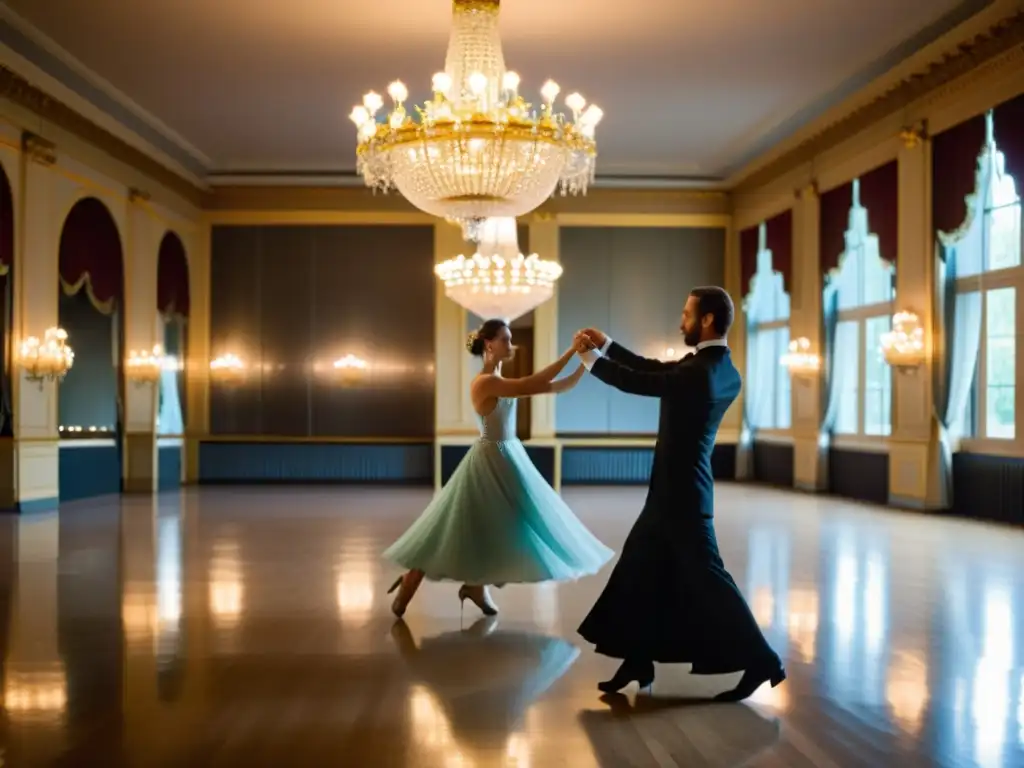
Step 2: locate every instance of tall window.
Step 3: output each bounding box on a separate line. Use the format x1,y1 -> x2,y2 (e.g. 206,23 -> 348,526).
832,179 -> 896,437
961,113 -> 1020,441
746,224 -> 791,430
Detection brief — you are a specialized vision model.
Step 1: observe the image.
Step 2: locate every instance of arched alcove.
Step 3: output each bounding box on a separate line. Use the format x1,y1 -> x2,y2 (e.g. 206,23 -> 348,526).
57,196 -> 124,500
157,230 -> 190,438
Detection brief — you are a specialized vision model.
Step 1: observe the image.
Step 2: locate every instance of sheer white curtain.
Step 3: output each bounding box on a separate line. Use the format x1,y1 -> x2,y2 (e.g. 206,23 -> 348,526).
158,368 -> 184,435
933,152 -> 988,506
737,271 -> 776,480
814,285 -> 841,488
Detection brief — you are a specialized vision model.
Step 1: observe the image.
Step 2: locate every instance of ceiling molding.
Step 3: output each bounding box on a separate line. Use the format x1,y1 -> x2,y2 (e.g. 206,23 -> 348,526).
0,64 -> 208,206
0,6 -> 210,174
731,6 -> 1024,192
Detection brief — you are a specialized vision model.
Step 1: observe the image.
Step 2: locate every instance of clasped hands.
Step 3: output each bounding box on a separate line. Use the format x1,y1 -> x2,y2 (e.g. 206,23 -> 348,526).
572,327 -> 607,354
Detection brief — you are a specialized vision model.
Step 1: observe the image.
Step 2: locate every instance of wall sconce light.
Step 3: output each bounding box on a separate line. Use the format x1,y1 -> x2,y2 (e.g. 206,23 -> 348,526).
780,337 -> 822,378
881,311 -> 926,372
19,327 -> 74,386
210,353 -> 247,385
125,345 -> 168,386
334,354 -> 369,385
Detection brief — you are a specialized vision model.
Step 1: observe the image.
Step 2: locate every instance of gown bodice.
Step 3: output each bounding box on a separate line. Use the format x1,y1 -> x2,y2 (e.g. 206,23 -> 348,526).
477,397 -> 517,442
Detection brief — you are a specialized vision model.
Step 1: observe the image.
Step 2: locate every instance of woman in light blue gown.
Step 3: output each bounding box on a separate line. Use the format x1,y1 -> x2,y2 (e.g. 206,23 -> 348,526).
385,318 -> 614,618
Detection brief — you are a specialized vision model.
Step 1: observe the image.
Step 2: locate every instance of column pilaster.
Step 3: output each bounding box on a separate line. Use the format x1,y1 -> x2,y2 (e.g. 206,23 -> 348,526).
890,126 -> 938,508
6,133 -> 61,511
122,195 -> 162,493
184,222 -> 210,484
529,214 -> 560,439
790,184 -> 826,491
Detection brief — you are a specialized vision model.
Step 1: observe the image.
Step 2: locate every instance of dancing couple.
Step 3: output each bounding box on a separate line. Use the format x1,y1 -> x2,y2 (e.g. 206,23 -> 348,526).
384,286 -> 785,702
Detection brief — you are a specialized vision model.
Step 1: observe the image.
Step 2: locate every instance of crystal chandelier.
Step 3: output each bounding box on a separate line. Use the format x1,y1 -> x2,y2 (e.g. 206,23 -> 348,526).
435,217 -> 562,321
349,0 -> 603,235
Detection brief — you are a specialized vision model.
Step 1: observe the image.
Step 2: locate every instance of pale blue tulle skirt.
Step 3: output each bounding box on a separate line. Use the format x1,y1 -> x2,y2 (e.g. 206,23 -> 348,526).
384,439 -> 614,584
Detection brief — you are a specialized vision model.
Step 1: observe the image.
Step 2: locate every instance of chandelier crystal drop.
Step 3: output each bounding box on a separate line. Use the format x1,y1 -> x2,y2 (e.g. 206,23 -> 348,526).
350,0 -> 603,233
434,217 -> 562,322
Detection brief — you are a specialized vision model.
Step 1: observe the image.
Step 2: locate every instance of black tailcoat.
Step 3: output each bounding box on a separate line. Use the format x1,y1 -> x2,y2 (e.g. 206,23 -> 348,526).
577,342 -> 782,672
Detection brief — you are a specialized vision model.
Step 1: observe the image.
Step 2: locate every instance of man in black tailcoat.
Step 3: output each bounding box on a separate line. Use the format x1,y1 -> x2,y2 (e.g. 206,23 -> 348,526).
574,286 -> 785,701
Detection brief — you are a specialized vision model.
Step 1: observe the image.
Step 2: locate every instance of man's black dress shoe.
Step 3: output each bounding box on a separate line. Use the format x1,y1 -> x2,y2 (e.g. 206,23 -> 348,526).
597,659 -> 655,694
714,665 -> 786,702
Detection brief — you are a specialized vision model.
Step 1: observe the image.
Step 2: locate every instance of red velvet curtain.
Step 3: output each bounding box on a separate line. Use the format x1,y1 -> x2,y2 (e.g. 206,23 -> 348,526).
59,197 -> 123,313
993,92 -> 1024,187
739,225 -> 759,297
764,209 -> 793,294
932,114 -> 987,236
859,160 -> 899,267
819,182 -> 853,278
157,232 -> 191,318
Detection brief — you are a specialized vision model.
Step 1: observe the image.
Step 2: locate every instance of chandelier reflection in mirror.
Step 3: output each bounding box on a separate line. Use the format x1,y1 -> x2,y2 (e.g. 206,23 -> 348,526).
435,217 -> 562,321
350,0 -> 603,237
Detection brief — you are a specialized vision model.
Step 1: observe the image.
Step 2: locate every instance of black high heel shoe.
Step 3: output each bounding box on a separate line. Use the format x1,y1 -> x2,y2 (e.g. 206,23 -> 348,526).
597,660 -> 655,694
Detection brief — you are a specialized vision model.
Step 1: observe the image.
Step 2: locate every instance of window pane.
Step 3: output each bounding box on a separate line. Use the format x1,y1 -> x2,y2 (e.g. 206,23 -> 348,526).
750,328 -> 778,429
987,201 -> 1021,271
864,315 -> 893,436
985,287 -> 1015,439
775,327 -> 791,430
834,321 -> 860,434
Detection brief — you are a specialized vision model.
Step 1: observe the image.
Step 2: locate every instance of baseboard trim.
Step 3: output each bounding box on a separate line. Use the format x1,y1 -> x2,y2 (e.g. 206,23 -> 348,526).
4,496 -> 60,514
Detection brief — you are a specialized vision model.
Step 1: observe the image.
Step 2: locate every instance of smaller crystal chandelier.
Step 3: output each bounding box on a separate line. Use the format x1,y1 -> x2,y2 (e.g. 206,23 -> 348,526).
125,345 -> 170,386
881,311 -> 925,372
435,218 -> 562,321
19,327 -> 74,385
780,337 -> 821,377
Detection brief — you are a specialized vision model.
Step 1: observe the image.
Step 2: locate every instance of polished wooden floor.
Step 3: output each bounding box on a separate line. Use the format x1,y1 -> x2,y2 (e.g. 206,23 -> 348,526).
0,484 -> 1021,767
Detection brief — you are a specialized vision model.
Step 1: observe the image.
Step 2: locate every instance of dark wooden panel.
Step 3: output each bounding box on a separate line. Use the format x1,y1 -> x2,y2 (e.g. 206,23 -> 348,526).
753,441 -> 794,487
199,442 -> 432,484
952,452 -> 1024,525
828,448 -> 889,505
59,445 -> 120,502
209,225 -> 435,438
562,444 -> 737,485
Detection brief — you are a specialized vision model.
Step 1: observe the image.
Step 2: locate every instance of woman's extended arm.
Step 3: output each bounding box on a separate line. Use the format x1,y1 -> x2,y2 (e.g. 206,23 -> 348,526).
549,364 -> 586,394
475,347 -> 578,399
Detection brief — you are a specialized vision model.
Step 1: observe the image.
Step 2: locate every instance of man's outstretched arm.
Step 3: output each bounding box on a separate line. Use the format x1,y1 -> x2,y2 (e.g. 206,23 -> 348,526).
578,346 -> 700,398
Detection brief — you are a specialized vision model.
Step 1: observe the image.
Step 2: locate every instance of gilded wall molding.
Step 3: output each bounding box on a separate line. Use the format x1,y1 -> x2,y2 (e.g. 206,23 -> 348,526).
899,120 -> 929,149
735,11 -> 1024,192
21,131 -> 55,166
0,65 -> 206,205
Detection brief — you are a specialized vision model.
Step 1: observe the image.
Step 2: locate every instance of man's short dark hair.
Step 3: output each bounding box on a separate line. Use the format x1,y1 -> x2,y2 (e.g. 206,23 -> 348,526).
690,286 -> 735,336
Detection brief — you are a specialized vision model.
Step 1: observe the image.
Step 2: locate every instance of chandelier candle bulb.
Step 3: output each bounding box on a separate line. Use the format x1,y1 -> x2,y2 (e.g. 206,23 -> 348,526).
351,0 -> 602,232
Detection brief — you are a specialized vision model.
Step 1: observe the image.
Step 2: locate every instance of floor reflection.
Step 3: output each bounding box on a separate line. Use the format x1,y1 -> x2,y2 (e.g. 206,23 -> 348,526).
393,618 -> 579,765
0,485 -> 1020,765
